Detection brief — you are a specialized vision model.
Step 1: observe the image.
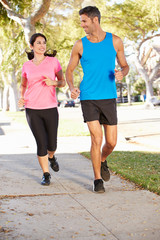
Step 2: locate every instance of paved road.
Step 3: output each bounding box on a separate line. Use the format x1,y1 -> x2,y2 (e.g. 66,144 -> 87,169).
0,105 -> 160,240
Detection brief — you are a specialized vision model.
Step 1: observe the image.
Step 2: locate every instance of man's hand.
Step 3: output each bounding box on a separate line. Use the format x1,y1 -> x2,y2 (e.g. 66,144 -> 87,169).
114,69 -> 124,81
71,88 -> 80,99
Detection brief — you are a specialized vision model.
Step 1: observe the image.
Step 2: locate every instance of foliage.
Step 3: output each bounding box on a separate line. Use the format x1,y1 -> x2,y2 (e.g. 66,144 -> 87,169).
0,0 -> 35,23
103,0 -> 160,100
104,0 -> 160,43
133,77 -> 146,94
0,23 -> 26,85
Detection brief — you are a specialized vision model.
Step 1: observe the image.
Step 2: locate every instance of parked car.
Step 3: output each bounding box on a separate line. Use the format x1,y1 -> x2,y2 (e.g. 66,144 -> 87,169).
150,96 -> 160,106
60,100 -> 75,107
58,100 -> 61,107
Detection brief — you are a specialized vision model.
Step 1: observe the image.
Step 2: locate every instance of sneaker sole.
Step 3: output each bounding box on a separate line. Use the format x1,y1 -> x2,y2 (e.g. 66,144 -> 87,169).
93,185 -> 105,193
41,182 -> 50,186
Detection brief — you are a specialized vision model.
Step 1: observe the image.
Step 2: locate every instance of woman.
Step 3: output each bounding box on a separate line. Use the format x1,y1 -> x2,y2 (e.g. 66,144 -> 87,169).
18,33 -> 65,186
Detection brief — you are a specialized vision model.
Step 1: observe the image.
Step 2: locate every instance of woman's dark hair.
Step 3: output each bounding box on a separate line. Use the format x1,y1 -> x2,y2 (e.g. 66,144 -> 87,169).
79,6 -> 101,23
25,33 -> 57,60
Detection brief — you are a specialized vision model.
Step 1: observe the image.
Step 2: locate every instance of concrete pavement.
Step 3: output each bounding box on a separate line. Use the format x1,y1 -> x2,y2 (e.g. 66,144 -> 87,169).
0,106 -> 160,240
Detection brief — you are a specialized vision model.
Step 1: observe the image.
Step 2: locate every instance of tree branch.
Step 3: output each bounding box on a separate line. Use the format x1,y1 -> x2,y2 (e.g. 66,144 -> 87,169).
141,47 -> 153,66
0,0 -> 12,11
149,62 -> 160,82
0,0 -> 25,25
105,16 -> 145,35
138,34 -> 160,50
30,0 -> 51,25
133,55 -> 149,82
0,0 -> 52,26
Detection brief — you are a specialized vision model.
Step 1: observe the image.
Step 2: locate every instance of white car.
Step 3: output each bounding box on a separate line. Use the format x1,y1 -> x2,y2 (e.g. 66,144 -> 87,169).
150,96 -> 160,106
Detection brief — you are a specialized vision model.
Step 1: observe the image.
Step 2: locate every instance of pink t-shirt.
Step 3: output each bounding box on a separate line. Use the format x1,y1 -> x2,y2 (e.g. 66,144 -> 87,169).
22,56 -> 62,109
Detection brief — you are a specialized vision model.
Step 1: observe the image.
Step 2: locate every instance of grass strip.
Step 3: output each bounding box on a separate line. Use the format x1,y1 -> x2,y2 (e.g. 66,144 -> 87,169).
81,151 -> 160,195
5,111 -> 89,137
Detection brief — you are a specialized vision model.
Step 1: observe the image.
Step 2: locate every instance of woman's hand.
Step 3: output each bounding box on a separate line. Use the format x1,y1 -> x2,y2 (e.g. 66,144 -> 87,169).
43,76 -> 57,87
18,97 -> 25,108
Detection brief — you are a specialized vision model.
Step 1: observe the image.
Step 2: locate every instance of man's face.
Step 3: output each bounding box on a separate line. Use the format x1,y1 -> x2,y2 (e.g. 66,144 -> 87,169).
80,14 -> 95,34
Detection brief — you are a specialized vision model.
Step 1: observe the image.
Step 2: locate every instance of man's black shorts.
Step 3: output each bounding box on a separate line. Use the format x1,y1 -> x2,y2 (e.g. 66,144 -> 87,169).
80,99 -> 117,125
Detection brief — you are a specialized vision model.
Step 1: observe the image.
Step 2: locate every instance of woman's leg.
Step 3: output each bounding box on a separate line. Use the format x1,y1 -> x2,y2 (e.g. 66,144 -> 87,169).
43,108 -> 59,172
43,108 -> 59,154
38,154 -> 49,173
25,108 -> 49,173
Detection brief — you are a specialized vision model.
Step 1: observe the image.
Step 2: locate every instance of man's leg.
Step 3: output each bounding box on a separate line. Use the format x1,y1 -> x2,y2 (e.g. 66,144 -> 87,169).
87,120 -> 103,180
100,125 -> 117,182
101,124 -> 117,162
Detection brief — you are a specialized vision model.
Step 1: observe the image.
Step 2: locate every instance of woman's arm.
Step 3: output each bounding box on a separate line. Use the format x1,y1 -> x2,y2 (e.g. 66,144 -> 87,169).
18,76 -> 27,107
43,69 -> 66,88
55,69 -> 66,88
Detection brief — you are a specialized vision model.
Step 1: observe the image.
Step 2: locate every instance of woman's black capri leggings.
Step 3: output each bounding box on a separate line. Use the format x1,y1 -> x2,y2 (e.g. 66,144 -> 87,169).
25,107 -> 58,156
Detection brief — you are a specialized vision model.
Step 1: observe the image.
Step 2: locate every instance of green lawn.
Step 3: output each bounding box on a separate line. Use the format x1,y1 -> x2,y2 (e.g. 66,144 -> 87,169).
6,110 -> 27,125
81,151 -> 160,195
58,118 -> 89,136
6,110 -> 89,137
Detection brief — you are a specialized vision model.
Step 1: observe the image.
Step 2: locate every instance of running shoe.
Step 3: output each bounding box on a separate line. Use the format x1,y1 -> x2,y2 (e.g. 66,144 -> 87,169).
101,161 -> 110,181
48,155 -> 59,172
41,172 -> 51,186
93,179 -> 105,193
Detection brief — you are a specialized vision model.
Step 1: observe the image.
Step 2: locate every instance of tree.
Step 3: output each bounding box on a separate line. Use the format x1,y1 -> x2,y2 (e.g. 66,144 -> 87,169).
103,0 -> 160,103
0,0 -> 86,110
0,24 -> 26,111
133,78 -> 146,95
0,0 -> 51,44
0,0 -> 53,110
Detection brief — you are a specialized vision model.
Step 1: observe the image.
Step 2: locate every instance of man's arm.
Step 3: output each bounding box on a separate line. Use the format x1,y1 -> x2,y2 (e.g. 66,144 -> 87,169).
66,40 -> 82,99
113,35 -> 129,81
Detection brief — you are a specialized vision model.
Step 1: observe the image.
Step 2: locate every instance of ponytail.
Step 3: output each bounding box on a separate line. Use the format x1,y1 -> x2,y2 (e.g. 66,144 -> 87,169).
25,48 -> 57,60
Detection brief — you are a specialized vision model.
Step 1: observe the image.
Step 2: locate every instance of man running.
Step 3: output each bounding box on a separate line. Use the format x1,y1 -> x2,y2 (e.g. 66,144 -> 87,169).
66,6 -> 129,193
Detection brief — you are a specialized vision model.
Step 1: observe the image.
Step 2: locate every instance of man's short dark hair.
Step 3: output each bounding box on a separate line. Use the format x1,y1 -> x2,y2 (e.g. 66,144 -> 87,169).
79,6 -> 101,23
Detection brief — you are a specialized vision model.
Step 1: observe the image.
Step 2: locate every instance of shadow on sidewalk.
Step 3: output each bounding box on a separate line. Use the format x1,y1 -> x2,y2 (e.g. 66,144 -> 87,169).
0,153 -> 93,195
0,122 -> 11,135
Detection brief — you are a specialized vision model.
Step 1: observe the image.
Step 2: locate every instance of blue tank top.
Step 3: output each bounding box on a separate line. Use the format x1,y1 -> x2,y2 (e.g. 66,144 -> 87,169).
80,32 -> 117,100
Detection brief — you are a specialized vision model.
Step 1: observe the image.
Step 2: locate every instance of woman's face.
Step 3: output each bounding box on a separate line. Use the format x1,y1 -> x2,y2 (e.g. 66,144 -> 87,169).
31,36 -> 46,55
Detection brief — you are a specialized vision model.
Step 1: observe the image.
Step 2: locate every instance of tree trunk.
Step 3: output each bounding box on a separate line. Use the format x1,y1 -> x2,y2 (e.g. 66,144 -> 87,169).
9,70 -> 19,111
2,85 -> 9,111
1,72 -> 9,111
22,18 -> 36,45
134,55 -> 154,102
145,80 -> 154,102
0,88 -> 3,109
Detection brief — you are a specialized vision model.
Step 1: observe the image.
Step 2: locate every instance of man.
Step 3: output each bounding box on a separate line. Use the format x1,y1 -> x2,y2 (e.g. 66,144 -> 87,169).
66,6 -> 129,193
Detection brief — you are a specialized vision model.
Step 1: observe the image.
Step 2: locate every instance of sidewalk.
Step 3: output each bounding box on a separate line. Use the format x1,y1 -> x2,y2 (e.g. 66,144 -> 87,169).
0,110 -> 160,240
